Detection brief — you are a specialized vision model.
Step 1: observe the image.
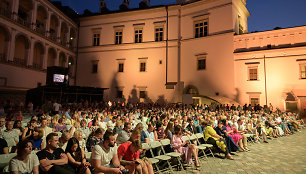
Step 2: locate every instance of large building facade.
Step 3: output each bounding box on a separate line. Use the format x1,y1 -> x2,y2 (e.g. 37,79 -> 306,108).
1,0 -> 305,113
0,0 -> 78,101
77,0 -> 249,105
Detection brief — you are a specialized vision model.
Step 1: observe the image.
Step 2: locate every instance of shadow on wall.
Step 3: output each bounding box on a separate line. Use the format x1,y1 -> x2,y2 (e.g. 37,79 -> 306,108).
109,72 -> 119,101
234,88 -> 241,104
128,86 -> 139,103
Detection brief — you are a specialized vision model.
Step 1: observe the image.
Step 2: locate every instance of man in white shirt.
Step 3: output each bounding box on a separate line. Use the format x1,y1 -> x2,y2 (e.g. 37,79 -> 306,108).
0,117 -> 6,137
40,118 -> 53,148
2,121 -> 20,152
53,101 -> 61,115
107,116 -> 117,130
91,129 -> 124,174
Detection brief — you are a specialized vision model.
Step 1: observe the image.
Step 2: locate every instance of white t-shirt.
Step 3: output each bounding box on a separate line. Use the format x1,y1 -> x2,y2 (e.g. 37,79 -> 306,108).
91,144 -> 118,166
9,154 -> 39,173
53,103 -> 61,111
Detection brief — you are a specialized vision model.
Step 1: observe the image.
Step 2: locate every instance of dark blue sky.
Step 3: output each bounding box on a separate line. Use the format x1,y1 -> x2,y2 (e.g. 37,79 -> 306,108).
53,0 -> 306,32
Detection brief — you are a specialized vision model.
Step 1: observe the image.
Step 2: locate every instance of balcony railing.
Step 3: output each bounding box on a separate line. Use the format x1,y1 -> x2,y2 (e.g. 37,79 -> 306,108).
0,7 -> 11,18
32,63 -> 42,70
36,27 -> 46,36
49,33 -> 57,42
13,57 -> 26,66
0,7 -> 75,51
0,53 -> 6,62
16,16 -> 31,28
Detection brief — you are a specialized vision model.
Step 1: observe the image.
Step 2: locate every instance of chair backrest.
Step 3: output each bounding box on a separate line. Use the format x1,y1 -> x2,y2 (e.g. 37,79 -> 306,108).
189,134 -> 197,141
149,141 -> 162,148
0,153 -> 17,168
195,133 -> 204,139
142,143 -> 151,150
182,136 -> 189,142
160,139 -> 171,146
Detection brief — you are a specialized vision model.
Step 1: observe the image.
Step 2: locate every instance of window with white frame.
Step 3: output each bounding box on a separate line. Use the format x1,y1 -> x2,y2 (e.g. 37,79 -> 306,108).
92,33 -> 100,46
139,58 -> 147,72
135,28 -> 143,43
194,19 -> 208,38
155,27 -> 164,42
247,92 -> 261,107
118,63 -> 124,72
248,66 -> 258,81
115,30 -> 123,44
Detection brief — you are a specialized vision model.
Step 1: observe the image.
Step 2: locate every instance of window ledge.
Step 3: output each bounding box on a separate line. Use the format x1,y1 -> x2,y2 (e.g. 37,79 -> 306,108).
247,80 -> 260,81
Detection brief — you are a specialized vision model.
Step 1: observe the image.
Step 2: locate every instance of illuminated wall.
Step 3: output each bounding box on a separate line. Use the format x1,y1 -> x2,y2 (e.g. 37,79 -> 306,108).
234,26 -> 306,112
77,0 -> 249,104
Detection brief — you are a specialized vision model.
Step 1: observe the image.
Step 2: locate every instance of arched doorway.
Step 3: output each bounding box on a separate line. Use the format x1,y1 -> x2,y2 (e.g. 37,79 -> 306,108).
33,42 -> 44,69
18,0 -> 33,27
36,5 -> 47,35
14,34 -> 30,66
285,92 -> 298,113
60,22 -> 68,46
0,25 -> 10,61
47,47 -> 56,67
49,15 -> 58,41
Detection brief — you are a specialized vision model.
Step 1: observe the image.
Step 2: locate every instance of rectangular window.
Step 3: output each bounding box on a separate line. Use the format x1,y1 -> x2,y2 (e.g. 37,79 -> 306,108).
194,20 -> 208,38
139,91 -> 146,98
118,63 -> 124,72
300,64 -> 306,79
93,33 -> 100,46
197,59 -> 206,70
115,30 -> 123,44
140,62 -> 146,72
135,29 -> 143,43
92,63 -> 98,73
155,27 -> 163,42
250,98 -> 259,107
117,90 -> 123,98
248,67 -> 258,80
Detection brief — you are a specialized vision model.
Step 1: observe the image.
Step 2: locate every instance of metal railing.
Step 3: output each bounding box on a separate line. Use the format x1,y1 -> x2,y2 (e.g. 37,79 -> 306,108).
32,63 -> 42,70
13,57 -> 26,66
49,33 -> 57,42
0,7 -> 11,19
0,53 -> 6,62
36,27 -> 46,36
16,16 -> 31,28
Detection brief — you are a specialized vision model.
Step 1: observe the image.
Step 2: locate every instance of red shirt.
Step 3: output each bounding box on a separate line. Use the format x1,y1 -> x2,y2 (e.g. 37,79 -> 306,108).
117,143 -> 139,161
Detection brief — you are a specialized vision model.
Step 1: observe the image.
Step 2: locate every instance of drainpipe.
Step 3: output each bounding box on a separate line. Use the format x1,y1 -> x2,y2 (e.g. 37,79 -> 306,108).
264,54 -> 268,106
178,6 -> 181,83
165,6 -> 169,84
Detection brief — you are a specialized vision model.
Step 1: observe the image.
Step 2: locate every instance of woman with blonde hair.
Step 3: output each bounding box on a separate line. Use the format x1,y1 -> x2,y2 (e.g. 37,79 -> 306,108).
74,130 -> 86,150
69,121 -> 80,137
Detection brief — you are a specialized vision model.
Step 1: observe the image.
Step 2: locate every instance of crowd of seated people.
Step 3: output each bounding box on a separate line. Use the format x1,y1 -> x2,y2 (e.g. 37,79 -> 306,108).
0,100 -> 305,174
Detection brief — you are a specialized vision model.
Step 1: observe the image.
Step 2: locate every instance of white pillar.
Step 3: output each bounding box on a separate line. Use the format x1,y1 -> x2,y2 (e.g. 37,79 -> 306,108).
45,11 -> 51,37
57,19 -> 62,43
8,29 -> 17,61
11,0 -> 19,20
31,1 -> 38,30
66,26 -> 71,48
27,37 -> 35,66
42,44 -> 49,69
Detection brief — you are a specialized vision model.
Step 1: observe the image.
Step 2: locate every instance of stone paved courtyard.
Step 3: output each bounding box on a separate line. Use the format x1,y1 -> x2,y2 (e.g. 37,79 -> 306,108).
176,128 -> 306,174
